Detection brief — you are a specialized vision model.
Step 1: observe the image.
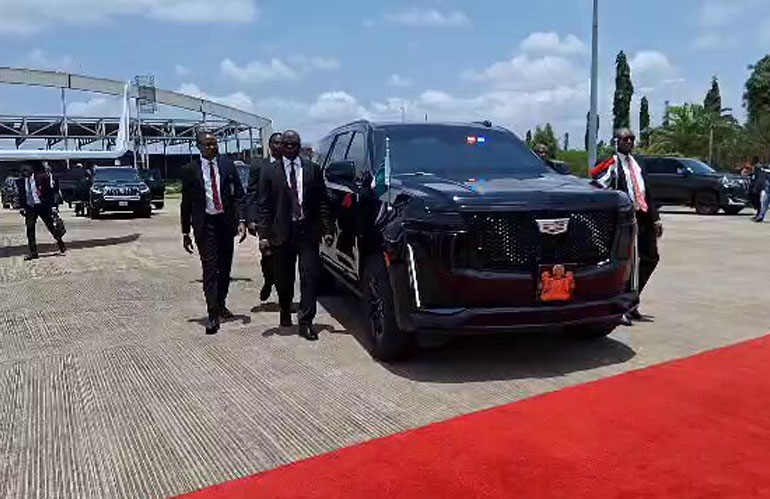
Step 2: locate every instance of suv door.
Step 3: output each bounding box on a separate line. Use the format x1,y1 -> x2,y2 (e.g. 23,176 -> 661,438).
320,131 -> 354,276
646,158 -> 684,205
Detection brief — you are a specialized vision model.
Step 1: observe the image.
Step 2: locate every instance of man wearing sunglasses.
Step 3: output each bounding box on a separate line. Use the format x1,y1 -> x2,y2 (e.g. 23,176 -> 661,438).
591,128 -> 662,325
257,130 -> 334,341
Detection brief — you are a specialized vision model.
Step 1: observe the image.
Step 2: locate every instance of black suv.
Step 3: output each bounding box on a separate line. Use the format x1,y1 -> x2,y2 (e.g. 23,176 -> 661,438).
636,156 -> 749,215
89,166 -> 152,218
320,121 -> 637,360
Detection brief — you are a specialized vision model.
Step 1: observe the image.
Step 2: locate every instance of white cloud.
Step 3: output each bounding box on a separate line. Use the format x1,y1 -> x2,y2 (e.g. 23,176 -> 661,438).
22,49 -> 74,71
629,51 -> 676,86
385,8 -> 470,28
220,58 -> 298,85
177,83 -> 254,111
0,0 -> 259,35
68,96 -> 122,116
519,32 -> 588,56
308,91 -> 369,122
387,74 -> 412,88
220,56 -> 340,85
463,54 -> 583,91
699,2 -> 744,27
174,64 -> 192,78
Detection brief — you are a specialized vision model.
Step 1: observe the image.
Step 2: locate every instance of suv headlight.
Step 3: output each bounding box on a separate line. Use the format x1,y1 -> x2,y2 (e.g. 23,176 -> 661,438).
91,186 -> 103,195
139,184 -> 151,194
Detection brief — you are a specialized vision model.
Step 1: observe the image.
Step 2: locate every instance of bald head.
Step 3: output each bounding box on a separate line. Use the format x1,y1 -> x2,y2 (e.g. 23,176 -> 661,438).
281,130 -> 301,161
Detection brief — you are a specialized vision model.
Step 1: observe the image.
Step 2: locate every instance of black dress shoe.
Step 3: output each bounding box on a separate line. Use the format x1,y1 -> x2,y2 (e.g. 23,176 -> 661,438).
205,318 -> 220,335
280,311 -> 293,328
260,283 -> 272,302
24,253 -> 39,261
628,308 -> 643,321
220,307 -> 234,320
58,241 -> 67,254
299,324 -> 319,341
619,314 -> 633,327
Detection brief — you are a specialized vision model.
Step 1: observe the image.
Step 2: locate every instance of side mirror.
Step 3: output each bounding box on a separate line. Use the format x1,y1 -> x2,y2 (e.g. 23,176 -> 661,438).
326,160 -> 356,186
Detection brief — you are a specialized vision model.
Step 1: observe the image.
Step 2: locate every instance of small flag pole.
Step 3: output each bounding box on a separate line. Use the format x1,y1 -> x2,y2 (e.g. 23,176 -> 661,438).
385,136 -> 393,206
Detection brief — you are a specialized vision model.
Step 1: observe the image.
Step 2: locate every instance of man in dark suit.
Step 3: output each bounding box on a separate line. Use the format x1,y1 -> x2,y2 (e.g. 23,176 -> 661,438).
246,132 -> 282,302
17,162 -> 67,261
591,128 -> 663,325
181,132 -> 248,335
257,130 -> 334,340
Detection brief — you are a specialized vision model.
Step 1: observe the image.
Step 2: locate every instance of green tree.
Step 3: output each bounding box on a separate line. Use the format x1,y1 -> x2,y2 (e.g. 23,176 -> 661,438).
639,96 -> 651,148
533,123 -> 559,157
744,55 -> 770,124
563,132 -> 570,151
663,100 -> 671,128
613,51 -> 634,132
704,76 -> 722,115
525,130 -> 533,145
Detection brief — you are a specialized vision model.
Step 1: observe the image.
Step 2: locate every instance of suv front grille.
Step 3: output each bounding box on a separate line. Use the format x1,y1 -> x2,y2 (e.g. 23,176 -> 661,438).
463,210 -> 616,271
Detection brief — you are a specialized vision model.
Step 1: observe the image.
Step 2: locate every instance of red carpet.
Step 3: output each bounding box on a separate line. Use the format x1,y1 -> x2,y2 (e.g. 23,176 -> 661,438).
177,336 -> 770,499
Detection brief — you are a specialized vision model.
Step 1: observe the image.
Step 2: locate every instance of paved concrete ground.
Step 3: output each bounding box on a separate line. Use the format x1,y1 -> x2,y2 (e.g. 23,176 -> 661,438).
0,202 -> 768,498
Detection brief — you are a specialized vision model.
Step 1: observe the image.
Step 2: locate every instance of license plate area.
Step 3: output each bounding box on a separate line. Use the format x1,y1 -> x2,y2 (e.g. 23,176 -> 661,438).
537,264 -> 576,302
119,201 -> 128,207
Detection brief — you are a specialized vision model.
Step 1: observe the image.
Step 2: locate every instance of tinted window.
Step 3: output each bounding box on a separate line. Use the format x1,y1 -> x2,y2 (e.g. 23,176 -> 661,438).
346,132 -> 367,175
329,132 -> 352,164
373,125 -> 546,178
681,159 -> 715,175
317,135 -> 334,167
647,159 -> 679,174
93,168 -> 141,182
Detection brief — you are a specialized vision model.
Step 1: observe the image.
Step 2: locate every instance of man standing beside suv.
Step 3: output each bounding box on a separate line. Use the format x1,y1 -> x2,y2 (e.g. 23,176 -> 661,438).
592,128 -> 663,325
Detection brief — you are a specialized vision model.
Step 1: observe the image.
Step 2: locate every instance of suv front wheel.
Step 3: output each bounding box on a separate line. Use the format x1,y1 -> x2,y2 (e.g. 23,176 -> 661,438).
694,191 -> 719,215
362,254 -> 414,361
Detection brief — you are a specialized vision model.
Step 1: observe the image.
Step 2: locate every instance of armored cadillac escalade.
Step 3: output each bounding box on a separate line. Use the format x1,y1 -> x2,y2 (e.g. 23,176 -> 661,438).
320,121 -> 637,360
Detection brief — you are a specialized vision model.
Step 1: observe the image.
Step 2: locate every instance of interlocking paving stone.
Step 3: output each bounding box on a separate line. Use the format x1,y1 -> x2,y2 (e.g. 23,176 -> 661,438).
0,204 -> 768,498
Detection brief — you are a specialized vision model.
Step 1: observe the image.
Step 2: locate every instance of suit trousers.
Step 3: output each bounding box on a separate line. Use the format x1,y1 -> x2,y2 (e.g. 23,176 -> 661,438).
274,221 -> 320,325
195,214 -> 235,320
260,251 -> 276,290
636,213 -> 660,295
25,205 -> 61,254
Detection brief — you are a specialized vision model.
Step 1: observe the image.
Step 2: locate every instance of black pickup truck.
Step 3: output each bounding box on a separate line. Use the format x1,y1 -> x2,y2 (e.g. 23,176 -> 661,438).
319,121 -> 637,360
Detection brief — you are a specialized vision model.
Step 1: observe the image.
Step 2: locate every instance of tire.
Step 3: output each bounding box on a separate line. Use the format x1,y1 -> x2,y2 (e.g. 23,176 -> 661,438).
90,208 -> 101,220
362,254 -> 414,361
722,206 -> 743,216
694,191 -> 720,215
154,202 -> 165,210
567,321 -> 617,340
136,207 -> 152,218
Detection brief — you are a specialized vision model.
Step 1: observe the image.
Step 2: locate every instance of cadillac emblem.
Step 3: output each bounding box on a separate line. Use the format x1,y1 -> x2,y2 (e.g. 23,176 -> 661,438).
535,218 -> 570,235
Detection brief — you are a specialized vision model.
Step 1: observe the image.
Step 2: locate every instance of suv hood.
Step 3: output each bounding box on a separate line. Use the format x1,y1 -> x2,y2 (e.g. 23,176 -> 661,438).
394,172 -> 631,212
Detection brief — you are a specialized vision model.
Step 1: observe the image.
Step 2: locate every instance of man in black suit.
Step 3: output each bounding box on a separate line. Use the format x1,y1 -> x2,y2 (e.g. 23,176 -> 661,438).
17,162 -> 67,261
181,132 -> 248,335
257,130 -> 334,340
591,128 -> 663,325
246,132 -> 282,302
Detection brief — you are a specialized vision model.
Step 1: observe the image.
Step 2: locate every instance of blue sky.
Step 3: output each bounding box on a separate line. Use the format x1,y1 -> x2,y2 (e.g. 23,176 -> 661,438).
1,0 -> 770,145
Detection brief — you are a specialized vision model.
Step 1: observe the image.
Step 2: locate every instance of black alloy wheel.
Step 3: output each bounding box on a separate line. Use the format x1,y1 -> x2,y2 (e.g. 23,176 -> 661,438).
694,191 -> 720,215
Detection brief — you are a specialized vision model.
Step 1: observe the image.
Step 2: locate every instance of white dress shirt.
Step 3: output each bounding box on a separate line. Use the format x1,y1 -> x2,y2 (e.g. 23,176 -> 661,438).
618,153 -> 647,211
27,175 -> 41,206
283,156 -> 303,206
200,155 -> 224,215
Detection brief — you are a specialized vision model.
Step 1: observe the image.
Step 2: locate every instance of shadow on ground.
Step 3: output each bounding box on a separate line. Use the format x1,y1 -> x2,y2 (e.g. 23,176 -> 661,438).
187,315 -> 252,327
0,234 -> 141,259
319,292 -> 637,384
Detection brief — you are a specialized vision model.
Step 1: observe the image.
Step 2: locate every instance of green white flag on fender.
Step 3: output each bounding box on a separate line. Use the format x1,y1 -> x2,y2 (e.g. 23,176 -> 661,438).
372,136 -> 392,198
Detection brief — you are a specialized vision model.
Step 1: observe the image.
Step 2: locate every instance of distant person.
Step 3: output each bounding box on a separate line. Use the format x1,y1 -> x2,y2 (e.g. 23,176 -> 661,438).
246,132 -> 282,303
257,130 -> 334,341
534,143 -> 570,175
534,143 -> 551,161
181,132 -> 248,335
752,159 -> 769,223
591,128 -> 662,325
17,163 -> 66,261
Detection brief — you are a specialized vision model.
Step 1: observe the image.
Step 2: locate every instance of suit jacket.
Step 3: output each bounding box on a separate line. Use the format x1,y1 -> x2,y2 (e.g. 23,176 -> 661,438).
591,154 -> 660,225
180,156 -> 246,239
246,156 -> 274,226
16,173 -> 56,210
257,157 -> 333,246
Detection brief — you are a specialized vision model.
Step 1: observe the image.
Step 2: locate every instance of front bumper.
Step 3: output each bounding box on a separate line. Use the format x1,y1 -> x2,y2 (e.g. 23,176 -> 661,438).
408,292 -> 637,334
92,198 -> 151,212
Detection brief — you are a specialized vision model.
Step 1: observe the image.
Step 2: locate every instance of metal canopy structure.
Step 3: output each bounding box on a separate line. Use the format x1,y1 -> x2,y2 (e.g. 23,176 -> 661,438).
0,67 -> 273,160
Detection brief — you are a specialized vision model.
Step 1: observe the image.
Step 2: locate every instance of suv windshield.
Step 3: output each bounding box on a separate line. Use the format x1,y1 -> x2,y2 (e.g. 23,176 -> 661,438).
374,125 -> 546,177
94,168 -> 141,182
681,159 -> 715,175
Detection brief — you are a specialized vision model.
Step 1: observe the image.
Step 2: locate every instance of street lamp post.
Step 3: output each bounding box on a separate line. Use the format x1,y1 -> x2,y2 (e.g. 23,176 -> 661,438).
588,0 -> 600,172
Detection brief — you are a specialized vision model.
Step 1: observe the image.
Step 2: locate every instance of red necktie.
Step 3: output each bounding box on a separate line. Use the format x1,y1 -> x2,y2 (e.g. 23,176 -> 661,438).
626,157 -> 648,213
209,160 -> 223,213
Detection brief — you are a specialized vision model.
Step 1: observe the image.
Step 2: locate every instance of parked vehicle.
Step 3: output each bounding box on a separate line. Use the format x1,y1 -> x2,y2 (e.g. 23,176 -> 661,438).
319,121 -> 637,361
89,166 -> 152,219
636,156 -> 750,215
58,166 -> 91,215
137,168 -> 166,210
2,177 -> 18,208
